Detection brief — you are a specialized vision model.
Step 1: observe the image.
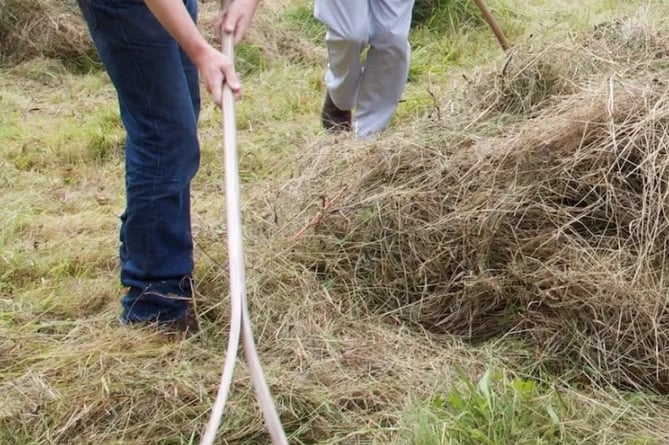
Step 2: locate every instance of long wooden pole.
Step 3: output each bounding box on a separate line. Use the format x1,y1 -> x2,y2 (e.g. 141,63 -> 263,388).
473,0 -> 511,51
200,1 -> 288,444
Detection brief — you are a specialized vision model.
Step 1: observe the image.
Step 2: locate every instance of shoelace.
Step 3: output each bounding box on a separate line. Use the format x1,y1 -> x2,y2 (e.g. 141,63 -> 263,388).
199,5 -> 289,444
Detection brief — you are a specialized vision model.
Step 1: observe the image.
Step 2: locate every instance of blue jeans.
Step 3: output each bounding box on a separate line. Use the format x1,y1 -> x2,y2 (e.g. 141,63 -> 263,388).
77,0 -> 201,322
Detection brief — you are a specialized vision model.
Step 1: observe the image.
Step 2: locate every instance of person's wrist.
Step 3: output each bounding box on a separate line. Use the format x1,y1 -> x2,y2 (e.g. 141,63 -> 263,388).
190,42 -> 214,71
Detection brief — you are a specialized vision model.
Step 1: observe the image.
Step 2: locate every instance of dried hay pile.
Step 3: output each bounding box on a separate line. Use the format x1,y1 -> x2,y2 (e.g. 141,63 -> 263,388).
199,0 -> 326,69
290,15 -> 669,392
0,0 -> 94,64
0,0 -> 320,67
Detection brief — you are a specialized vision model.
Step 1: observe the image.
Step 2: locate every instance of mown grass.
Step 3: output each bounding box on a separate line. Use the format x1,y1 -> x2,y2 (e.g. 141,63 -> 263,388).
397,366 -> 665,445
3,0 -> 669,444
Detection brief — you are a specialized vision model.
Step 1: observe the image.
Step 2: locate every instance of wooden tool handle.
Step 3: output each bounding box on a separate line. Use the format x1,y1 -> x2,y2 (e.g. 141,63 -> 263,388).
473,0 -> 511,51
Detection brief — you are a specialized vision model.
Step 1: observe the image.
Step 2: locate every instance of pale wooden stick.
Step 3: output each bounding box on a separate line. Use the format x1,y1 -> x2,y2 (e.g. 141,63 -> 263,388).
473,0 -> 511,51
200,1 -> 288,444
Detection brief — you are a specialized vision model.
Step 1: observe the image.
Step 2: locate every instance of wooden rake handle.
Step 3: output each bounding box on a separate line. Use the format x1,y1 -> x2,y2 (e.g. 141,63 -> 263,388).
199,1 -> 288,444
473,0 -> 511,51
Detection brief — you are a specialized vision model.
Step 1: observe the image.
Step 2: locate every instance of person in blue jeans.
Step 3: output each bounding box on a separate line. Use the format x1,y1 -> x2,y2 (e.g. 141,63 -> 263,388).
77,0 -> 259,332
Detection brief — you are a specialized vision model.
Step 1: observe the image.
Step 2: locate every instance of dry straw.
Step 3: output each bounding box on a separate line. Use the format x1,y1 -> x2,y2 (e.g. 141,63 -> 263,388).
288,14 -> 669,393
0,0 -> 93,64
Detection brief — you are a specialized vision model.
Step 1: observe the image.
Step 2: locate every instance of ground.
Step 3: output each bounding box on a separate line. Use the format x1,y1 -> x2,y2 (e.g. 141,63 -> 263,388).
2,0 -> 669,444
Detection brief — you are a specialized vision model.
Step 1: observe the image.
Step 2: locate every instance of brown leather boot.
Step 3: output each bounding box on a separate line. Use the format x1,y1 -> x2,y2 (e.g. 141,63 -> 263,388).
321,91 -> 352,133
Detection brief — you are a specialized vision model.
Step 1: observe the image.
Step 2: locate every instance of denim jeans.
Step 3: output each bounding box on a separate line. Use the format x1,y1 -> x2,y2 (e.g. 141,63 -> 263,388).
77,0 -> 201,322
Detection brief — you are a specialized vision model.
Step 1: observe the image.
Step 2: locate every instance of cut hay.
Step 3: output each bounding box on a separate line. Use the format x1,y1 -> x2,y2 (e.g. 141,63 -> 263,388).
0,0 -> 322,68
288,15 -> 669,392
0,0 -> 324,67
0,0 -> 94,64
198,1 -> 326,70
468,8 -> 669,116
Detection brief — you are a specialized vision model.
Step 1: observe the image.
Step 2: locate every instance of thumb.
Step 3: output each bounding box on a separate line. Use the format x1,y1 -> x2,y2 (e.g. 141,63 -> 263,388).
223,9 -> 239,35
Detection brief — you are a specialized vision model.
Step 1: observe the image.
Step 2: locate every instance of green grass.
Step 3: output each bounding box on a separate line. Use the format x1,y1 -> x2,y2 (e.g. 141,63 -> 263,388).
407,370 -> 575,444
284,5 -> 326,44
398,368 -> 663,445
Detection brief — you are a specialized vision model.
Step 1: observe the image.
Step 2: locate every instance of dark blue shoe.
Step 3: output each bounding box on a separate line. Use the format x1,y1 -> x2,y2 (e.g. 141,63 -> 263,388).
120,285 -> 193,325
119,306 -> 200,335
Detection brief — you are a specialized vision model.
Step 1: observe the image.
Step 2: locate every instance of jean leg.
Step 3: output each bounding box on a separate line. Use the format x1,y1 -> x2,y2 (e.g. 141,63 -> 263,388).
78,0 -> 201,322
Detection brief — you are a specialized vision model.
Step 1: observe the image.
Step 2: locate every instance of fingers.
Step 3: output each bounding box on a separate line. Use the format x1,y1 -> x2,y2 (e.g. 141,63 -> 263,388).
214,12 -> 224,41
223,9 -> 238,36
232,86 -> 243,101
221,2 -> 255,46
223,68 -> 242,95
209,6 -> 250,106
216,12 -> 241,48
233,16 -> 251,46
205,62 -> 242,108
214,10 -> 240,43
210,77 -> 223,108
207,77 -> 242,108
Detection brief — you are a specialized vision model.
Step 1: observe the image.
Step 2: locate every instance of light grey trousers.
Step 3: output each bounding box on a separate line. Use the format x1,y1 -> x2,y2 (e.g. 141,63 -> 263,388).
314,0 -> 415,137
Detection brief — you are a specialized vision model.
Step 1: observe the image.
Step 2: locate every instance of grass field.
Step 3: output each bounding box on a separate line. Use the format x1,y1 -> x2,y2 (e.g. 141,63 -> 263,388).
3,0 -> 669,443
